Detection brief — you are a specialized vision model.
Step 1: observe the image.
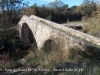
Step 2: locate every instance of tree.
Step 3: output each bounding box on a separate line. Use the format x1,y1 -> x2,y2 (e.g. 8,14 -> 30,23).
0,0 -> 28,28
69,5 -> 77,11
31,3 -> 37,15
82,0 -> 90,5
0,0 -> 28,52
47,0 -> 64,13
36,4 -> 51,18
76,0 -> 97,17
61,4 -> 68,12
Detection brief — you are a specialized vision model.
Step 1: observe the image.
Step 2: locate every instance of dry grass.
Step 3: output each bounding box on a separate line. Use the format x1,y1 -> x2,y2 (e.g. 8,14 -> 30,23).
83,17 -> 100,36
0,42 -> 100,75
83,6 -> 100,37
0,35 -> 100,75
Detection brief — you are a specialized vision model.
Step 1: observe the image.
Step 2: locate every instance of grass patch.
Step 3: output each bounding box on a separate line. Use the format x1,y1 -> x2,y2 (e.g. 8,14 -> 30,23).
0,38 -> 100,75
40,20 -> 48,25
67,47 -> 85,62
83,18 -> 100,37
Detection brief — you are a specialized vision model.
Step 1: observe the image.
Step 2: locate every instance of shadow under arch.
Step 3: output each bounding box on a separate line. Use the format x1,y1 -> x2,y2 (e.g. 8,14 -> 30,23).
21,23 -> 37,49
42,39 -> 59,53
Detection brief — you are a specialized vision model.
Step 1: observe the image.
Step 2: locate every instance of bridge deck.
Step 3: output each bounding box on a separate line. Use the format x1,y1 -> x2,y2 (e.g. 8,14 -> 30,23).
33,18 -> 94,47
30,15 -> 100,46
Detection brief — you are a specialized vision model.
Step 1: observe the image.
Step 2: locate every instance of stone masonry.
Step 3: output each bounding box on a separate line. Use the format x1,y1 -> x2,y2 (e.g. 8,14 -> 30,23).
18,15 -> 100,52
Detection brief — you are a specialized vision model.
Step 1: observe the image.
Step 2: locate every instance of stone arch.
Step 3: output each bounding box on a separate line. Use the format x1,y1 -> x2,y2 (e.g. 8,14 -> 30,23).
21,23 -> 37,48
42,39 -> 59,53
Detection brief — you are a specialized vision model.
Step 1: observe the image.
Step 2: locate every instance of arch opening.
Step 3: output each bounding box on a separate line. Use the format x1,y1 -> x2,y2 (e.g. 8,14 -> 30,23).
42,39 -> 59,53
21,23 -> 37,49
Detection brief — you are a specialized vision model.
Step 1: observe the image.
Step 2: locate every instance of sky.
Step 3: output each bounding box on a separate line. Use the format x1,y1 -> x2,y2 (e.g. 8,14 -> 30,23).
24,0 -> 83,7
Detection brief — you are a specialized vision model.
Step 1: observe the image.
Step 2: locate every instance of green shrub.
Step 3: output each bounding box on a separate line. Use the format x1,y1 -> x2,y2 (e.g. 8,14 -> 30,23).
67,47 -> 85,62
83,6 -> 100,37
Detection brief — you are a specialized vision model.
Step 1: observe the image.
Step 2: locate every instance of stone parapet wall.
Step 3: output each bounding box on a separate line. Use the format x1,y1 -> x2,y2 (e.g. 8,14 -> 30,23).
30,15 -> 100,46
18,15 -> 90,50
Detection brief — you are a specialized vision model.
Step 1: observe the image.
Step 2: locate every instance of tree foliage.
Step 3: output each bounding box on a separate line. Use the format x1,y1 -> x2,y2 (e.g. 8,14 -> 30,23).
0,0 -> 28,52
0,0 -> 28,28
22,0 -> 81,23
76,0 -> 97,17
47,0 -> 65,12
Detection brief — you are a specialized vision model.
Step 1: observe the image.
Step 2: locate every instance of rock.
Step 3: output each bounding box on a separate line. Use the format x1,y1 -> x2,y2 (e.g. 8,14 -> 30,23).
18,58 -> 27,64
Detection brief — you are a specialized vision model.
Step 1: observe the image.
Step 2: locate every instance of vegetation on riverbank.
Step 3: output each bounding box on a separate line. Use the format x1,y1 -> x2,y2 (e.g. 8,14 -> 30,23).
0,0 -> 100,75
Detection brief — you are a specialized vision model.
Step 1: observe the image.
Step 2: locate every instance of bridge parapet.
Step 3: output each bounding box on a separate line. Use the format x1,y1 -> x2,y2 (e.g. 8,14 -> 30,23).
30,15 -> 100,46
18,15 -> 100,61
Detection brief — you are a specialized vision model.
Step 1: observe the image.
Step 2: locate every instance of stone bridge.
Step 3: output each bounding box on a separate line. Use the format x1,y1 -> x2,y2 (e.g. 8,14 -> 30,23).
18,15 -> 100,53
